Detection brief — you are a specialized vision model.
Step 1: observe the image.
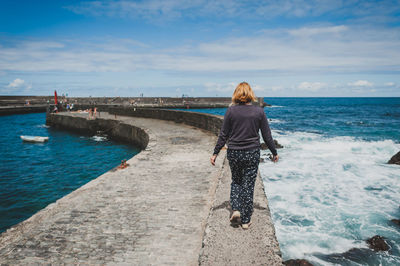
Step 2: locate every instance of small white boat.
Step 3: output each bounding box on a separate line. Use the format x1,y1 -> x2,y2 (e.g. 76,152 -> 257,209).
20,135 -> 49,143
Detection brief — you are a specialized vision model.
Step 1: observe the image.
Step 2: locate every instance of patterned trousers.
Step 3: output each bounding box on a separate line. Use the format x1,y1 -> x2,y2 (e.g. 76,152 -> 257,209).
227,148 -> 260,224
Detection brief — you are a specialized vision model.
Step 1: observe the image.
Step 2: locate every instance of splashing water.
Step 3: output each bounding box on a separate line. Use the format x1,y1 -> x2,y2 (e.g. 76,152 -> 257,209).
260,131 -> 400,265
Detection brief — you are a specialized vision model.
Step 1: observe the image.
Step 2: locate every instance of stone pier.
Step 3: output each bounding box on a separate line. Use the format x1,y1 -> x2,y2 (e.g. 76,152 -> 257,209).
0,110 -> 282,265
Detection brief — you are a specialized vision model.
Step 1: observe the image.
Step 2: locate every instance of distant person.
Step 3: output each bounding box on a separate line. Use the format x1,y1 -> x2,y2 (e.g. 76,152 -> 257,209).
210,82 -> 279,229
89,107 -> 94,119
66,103 -> 70,111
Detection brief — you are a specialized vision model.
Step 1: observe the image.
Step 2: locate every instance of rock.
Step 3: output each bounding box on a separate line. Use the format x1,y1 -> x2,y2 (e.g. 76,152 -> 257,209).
274,139 -> 283,149
260,158 -> 265,163
314,247 -> 374,264
283,259 -> 314,266
391,219 -> 400,226
366,235 -> 390,251
261,139 -> 283,150
260,143 -> 267,150
388,151 -> 400,164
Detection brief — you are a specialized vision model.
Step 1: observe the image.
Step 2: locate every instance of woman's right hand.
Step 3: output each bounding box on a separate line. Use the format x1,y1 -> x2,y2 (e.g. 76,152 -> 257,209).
272,154 -> 279,163
210,154 -> 217,166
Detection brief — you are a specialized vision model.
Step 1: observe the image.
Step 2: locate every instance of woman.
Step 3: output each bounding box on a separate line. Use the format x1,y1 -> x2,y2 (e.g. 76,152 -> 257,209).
210,82 -> 279,229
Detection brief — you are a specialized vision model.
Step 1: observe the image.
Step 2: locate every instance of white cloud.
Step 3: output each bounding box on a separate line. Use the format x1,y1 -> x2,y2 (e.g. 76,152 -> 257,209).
7,78 -> 25,88
252,84 -> 265,91
205,82 -> 236,92
384,82 -> 395,86
204,82 -> 265,95
270,86 -> 283,91
298,82 -> 326,91
347,80 -> 373,87
3,78 -> 32,94
1,23 -> 400,75
288,25 -> 348,37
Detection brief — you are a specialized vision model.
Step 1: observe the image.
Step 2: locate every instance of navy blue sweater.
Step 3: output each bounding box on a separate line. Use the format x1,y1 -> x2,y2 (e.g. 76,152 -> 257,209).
213,104 -> 277,156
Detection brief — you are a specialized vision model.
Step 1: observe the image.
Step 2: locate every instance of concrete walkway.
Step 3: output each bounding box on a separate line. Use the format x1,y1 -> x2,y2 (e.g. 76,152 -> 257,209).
199,159 -> 282,265
0,112 -> 282,265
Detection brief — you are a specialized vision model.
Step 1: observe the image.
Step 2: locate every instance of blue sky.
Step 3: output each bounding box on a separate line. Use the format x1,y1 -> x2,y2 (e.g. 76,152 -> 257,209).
1,0 -> 400,97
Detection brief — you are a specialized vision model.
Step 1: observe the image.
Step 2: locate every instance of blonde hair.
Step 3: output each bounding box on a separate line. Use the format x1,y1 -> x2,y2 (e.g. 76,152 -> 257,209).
231,82 -> 257,104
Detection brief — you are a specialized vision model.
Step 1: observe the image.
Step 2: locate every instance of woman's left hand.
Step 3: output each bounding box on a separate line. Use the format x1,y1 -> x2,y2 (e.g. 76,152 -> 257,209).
210,154 -> 217,166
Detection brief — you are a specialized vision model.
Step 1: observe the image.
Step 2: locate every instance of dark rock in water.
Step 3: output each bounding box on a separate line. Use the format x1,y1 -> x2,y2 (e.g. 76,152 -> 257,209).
388,151 -> 400,164
391,219 -> 400,226
260,158 -> 265,163
366,235 -> 390,251
283,259 -> 313,266
260,142 -> 267,150
261,139 -> 283,150
314,248 -> 375,265
274,139 -> 283,148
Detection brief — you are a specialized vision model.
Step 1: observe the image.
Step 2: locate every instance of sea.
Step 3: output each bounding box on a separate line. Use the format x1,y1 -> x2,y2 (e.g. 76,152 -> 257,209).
184,97 -> 400,266
1,98 -> 399,265
0,112 -> 139,234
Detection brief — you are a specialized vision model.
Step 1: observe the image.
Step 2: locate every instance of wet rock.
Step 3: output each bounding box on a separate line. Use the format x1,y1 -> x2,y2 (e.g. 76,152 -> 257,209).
366,235 -> 390,251
314,247 -> 375,265
391,219 -> 400,226
388,151 -> 400,164
261,139 -> 283,150
283,259 -> 313,266
274,139 -> 283,148
260,143 -> 267,150
260,158 -> 265,163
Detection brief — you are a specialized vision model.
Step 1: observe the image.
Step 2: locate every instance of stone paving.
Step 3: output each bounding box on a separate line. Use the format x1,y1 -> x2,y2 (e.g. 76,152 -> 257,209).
0,112 -> 282,265
199,158 -> 282,265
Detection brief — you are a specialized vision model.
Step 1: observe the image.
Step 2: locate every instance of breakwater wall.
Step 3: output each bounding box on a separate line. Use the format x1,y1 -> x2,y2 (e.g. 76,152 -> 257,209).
109,107 -> 223,136
46,113 -> 149,150
46,107 -> 225,147
1,109 -> 282,265
0,96 -> 268,116
0,105 -> 47,116
0,96 -> 52,106
0,95 -> 267,107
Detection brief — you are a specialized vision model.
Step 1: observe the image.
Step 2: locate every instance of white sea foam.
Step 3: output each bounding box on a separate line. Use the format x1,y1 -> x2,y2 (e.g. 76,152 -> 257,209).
260,131 -> 400,265
36,124 -> 50,128
91,135 -> 107,142
269,105 -> 285,108
268,118 -> 285,124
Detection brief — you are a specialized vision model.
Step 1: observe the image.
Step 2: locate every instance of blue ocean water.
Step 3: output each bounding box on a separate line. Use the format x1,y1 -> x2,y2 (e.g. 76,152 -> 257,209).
184,97 -> 400,266
0,113 -> 139,233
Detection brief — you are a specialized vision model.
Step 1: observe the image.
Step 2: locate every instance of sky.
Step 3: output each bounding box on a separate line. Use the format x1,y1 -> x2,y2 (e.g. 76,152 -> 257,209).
0,0 -> 400,97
